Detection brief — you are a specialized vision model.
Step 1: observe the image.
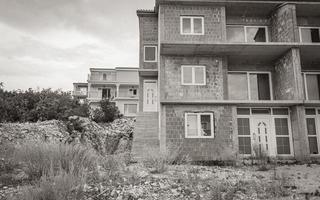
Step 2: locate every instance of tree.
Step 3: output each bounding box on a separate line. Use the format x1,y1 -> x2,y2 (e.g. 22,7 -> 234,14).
91,99 -> 121,123
0,82 -> 3,90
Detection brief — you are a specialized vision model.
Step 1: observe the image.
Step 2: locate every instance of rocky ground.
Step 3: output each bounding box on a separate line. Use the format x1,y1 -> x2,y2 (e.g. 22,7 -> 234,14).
1,118 -> 320,200
82,164 -> 320,200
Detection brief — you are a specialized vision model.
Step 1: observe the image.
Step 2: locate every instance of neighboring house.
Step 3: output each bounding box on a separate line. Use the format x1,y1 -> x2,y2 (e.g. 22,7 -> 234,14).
72,83 -> 88,104
73,67 -> 139,117
132,0 -> 320,161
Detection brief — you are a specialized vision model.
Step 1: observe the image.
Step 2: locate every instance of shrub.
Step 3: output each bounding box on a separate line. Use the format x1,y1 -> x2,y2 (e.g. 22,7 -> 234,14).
13,141 -> 99,180
91,99 -> 121,123
0,88 -> 89,123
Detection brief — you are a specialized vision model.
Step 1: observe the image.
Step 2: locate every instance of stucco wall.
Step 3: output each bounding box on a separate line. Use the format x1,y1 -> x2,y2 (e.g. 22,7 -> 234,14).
161,56 -> 225,101
164,104 -> 236,161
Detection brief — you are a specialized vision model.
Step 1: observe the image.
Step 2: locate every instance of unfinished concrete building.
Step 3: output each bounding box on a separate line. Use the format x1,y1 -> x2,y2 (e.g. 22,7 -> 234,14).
132,0 -> 320,161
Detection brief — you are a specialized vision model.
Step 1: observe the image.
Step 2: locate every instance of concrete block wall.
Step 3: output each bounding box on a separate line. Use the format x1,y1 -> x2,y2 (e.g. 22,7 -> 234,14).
273,48 -> 304,100
164,104 -> 236,161
159,4 -> 226,43
270,4 -> 299,42
161,56 -> 226,101
139,15 -> 158,70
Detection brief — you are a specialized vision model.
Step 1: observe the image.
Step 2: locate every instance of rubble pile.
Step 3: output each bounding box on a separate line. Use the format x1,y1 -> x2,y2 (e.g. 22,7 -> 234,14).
0,117 -> 135,155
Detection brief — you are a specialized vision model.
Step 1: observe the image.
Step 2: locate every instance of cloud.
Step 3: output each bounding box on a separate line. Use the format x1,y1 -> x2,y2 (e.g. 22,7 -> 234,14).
0,0 -> 154,91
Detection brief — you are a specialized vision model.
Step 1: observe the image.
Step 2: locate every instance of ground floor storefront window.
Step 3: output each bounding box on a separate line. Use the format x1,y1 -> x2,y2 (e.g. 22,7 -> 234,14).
237,108 -> 293,157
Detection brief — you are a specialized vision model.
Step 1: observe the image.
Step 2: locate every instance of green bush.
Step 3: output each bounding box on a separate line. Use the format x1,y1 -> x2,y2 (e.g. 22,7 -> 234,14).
0,88 -> 89,123
91,99 -> 121,123
13,141 -> 99,180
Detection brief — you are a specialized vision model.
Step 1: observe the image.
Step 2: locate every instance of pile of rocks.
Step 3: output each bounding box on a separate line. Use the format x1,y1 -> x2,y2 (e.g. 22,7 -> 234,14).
0,117 -> 135,155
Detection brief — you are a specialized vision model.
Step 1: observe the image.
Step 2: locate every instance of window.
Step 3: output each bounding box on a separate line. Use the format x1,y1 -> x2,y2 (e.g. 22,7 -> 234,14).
180,16 -> 204,35
185,113 -> 214,138
228,72 -> 272,100
144,46 -> 157,62
237,118 -> 251,154
124,104 -> 137,115
306,117 -> 319,154
102,88 -> 111,99
303,73 -> 320,100
129,88 -> 137,96
275,118 -> 291,154
300,27 -> 320,43
103,73 -> 107,80
181,65 -> 206,85
245,26 -> 268,42
227,26 -> 245,42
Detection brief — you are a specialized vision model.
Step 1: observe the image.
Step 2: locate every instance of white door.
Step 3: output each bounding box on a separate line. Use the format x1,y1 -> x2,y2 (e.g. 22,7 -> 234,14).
143,80 -> 157,112
251,117 -> 275,157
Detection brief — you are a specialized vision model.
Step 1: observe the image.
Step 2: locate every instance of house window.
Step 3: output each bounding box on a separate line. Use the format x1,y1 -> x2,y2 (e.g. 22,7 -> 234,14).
181,65 -> 206,85
275,118 -> 291,155
129,88 -> 137,96
227,26 -> 268,43
124,104 -> 137,115
180,16 -> 204,35
227,25 -> 245,42
303,73 -> 320,100
185,113 -> 214,138
305,108 -> 320,155
228,72 -> 272,100
245,26 -> 268,42
102,88 -> 111,99
103,73 -> 107,80
144,46 -> 157,62
237,118 -> 251,154
300,27 -> 320,43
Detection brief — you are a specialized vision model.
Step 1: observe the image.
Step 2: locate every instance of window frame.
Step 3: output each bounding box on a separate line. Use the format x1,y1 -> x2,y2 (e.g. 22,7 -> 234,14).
244,26 -> 269,43
305,108 -> 320,156
299,27 -> 320,43
124,104 -> 138,116
143,45 -> 157,62
185,112 -> 214,139
302,72 -> 320,100
236,107 -> 293,157
228,71 -> 273,100
181,65 -> 206,86
180,16 -> 204,35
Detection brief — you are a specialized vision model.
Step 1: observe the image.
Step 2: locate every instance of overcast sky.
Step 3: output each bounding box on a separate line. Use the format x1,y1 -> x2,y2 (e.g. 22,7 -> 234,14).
0,0 -> 154,91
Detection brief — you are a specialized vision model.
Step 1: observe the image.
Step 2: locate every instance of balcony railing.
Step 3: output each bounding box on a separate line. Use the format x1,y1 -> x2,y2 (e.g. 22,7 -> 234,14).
73,91 -> 88,96
88,74 -> 116,82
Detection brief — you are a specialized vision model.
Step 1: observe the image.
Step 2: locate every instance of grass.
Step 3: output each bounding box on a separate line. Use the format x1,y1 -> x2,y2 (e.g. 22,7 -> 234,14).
13,141 -> 99,180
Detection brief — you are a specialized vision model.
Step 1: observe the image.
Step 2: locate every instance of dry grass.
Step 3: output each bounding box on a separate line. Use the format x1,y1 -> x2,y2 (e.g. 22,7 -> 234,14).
13,141 -> 99,180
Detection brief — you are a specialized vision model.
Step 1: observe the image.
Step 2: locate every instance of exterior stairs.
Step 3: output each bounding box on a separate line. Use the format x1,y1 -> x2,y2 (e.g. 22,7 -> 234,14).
132,112 -> 159,160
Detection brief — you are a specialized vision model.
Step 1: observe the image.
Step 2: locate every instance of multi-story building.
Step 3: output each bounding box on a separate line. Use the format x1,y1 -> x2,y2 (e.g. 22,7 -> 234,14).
73,67 -> 139,117
72,82 -> 88,104
132,0 -> 320,161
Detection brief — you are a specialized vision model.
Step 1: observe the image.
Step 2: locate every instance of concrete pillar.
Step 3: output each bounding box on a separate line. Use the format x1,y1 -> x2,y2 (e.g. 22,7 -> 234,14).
116,84 -> 120,98
160,104 -> 166,154
270,3 -> 299,42
273,48 -> 304,100
290,106 -> 310,161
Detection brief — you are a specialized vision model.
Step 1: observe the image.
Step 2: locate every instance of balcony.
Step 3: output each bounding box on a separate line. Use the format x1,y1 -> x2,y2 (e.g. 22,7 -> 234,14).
73,90 -> 88,97
161,42 -> 320,65
88,74 -> 117,83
